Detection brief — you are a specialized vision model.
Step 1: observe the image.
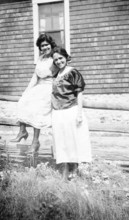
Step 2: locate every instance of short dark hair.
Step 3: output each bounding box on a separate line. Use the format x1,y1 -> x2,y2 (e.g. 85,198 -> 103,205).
52,47 -> 71,61
36,33 -> 57,51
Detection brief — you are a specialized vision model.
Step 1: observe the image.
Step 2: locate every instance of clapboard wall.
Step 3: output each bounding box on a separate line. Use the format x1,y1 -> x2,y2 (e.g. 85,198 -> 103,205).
0,0 -> 129,96
0,0 -> 34,96
70,0 -> 129,94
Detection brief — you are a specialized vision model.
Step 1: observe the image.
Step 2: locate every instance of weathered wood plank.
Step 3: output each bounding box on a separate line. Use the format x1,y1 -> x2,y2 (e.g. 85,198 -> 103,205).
83,99 -> 129,111
0,95 -> 19,101
0,95 -> 129,111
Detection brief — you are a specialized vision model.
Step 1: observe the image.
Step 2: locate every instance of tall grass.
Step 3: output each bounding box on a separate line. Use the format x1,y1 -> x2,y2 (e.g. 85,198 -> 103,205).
0,160 -> 129,220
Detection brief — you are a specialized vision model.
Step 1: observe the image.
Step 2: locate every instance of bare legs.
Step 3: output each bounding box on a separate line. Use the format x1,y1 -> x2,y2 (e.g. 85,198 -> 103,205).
62,163 -> 78,181
32,128 -> 40,144
29,128 -> 40,153
63,163 -> 69,181
19,122 -> 27,133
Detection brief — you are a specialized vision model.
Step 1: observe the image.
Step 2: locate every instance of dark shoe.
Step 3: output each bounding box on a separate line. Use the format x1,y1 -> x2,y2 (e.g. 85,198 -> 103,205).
10,131 -> 28,142
28,141 -> 40,154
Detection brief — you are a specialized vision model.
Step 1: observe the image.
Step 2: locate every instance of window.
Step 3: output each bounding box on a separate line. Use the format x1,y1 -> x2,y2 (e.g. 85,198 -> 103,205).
32,0 -> 70,63
39,2 -> 64,47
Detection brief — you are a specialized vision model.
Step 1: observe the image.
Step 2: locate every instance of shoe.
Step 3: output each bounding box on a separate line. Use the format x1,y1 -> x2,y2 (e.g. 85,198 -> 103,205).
28,141 -> 40,154
68,172 -> 77,181
10,131 -> 28,142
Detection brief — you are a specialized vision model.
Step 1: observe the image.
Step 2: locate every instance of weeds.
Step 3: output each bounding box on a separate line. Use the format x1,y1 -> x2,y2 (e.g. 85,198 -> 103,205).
0,159 -> 129,219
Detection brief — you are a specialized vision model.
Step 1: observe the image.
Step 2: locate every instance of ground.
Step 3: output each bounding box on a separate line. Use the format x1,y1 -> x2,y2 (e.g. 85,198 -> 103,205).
0,125 -> 129,172
0,94 -> 129,169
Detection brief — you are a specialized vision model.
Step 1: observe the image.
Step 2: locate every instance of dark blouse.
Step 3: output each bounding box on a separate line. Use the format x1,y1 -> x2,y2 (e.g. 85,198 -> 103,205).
52,68 -> 85,110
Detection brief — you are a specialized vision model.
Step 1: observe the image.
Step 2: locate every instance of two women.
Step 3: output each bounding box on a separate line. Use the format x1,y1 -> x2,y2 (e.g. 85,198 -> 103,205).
51,47 -> 92,180
11,32 -> 92,179
11,34 -> 57,153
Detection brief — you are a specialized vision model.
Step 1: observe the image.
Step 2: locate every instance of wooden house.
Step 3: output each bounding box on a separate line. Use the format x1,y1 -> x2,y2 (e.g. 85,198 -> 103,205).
0,0 -> 129,98
1,0 -> 129,164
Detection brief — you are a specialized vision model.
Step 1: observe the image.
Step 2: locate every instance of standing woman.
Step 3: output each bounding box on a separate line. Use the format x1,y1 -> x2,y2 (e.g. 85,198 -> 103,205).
52,47 -> 92,180
11,34 -> 57,153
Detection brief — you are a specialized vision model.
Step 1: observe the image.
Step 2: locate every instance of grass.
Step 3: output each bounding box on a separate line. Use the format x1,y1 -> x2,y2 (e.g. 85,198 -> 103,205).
0,158 -> 129,220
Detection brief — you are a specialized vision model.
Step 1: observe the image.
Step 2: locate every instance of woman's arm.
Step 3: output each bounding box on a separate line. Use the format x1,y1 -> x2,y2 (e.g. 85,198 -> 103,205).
76,92 -> 83,126
69,69 -> 85,125
24,73 -> 38,92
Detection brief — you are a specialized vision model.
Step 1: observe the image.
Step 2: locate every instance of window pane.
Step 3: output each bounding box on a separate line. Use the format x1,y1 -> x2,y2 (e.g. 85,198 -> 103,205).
47,31 -> 64,47
39,2 -> 64,46
39,5 -> 52,31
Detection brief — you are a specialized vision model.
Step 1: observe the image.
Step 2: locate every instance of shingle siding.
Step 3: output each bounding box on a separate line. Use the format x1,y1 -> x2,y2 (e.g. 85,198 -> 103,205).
0,0 -> 34,96
0,0 -> 129,96
70,0 -> 129,94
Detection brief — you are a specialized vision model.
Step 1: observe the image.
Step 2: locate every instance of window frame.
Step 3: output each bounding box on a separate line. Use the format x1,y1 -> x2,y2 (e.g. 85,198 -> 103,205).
32,0 -> 70,63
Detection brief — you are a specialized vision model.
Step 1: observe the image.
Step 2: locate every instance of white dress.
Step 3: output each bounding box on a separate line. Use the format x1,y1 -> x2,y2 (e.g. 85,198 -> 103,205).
17,57 -> 54,131
52,67 -> 92,164
52,105 -> 92,164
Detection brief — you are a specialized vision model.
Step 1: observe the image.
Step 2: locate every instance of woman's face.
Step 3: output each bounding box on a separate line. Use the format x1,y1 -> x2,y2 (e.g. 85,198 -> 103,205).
53,52 -> 67,69
40,40 -> 52,55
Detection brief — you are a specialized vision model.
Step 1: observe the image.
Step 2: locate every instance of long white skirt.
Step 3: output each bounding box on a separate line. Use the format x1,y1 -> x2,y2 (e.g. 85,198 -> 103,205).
17,82 -> 52,131
52,106 -> 92,164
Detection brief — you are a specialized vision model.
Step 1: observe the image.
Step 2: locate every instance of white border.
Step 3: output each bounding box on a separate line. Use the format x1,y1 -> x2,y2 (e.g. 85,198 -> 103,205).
32,0 -> 70,63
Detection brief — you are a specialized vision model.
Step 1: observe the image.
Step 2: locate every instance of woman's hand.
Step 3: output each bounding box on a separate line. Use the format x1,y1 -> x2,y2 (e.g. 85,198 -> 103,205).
76,114 -> 83,126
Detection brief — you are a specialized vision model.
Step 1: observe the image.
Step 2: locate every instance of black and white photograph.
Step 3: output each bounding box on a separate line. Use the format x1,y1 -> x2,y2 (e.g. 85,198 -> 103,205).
0,0 -> 129,219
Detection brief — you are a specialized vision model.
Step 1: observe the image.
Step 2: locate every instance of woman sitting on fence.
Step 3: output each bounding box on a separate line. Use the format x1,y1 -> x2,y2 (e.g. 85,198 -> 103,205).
11,33 -> 57,154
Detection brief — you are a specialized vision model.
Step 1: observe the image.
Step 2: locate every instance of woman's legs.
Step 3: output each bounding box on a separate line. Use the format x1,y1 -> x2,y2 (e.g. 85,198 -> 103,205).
62,163 -> 79,181
32,128 -> 40,144
10,122 -> 28,142
68,163 -> 78,180
28,128 -> 40,153
19,122 -> 27,133
62,163 -> 69,181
